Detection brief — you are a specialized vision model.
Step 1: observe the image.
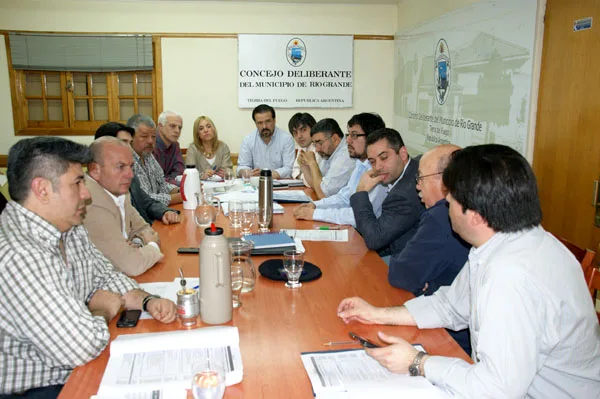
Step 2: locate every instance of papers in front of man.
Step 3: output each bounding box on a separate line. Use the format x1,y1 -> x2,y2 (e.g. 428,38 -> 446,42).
273,190 -> 312,203
274,179 -> 305,187
96,327 -> 243,399
280,229 -> 349,242
301,349 -> 450,399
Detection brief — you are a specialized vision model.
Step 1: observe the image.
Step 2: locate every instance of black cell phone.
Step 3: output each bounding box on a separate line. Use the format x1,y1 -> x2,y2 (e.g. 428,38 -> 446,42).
116,309 -> 141,328
349,332 -> 381,348
177,247 -> 199,254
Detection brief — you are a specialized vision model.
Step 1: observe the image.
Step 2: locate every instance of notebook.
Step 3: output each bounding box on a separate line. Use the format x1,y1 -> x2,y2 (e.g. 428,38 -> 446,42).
241,232 -> 295,249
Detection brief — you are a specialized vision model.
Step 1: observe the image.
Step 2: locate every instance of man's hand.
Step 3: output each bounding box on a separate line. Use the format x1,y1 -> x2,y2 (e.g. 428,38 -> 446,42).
366,332 -> 421,374
146,297 -> 177,323
161,211 -> 181,225
294,203 -> 316,220
356,170 -> 384,193
337,296 -> 382,325
88,290 -> 124,323
138,228 -> 160,245
250,168 -> 261,177
272,171 -> 281,179
170,186 -> 180,194
302,150 -> 318,166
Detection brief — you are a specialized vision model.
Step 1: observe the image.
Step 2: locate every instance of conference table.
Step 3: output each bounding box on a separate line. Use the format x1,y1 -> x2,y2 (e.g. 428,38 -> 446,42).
58,190 -> 470,398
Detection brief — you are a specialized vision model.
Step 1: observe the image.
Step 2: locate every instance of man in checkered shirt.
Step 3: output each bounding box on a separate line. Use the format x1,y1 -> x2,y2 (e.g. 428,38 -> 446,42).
0,137 -> 177,398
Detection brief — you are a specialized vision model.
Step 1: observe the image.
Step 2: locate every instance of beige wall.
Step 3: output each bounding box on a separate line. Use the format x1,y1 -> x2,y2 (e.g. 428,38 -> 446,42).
0,0 -> 397,154
396,0 -> 481,32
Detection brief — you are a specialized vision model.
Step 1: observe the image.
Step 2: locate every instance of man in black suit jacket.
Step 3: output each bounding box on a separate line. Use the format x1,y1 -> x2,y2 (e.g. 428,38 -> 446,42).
350,128 -> 424,257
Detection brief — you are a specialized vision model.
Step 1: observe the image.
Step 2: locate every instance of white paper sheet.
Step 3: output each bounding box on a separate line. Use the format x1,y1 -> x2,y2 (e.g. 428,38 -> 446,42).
280,229 -> 349,242
97,327 -> 243,397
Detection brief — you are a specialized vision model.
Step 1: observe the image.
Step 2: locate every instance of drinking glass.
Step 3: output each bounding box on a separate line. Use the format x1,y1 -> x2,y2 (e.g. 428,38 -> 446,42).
191,360 -> 226,399
241,201 -> 257,236
228,200 -> 243,229
229,240 -> 256,293
240,169 -> 251,186
257,208 -> 272,233
283,250 -> 304,289
231,264 -> 243,308
223,168 -> 234,189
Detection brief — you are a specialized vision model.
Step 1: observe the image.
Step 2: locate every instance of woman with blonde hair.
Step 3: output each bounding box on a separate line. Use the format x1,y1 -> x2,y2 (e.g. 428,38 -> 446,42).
186,116 -> 233,179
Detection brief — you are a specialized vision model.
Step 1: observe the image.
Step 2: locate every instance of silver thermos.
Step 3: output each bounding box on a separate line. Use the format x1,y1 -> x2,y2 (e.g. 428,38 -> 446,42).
258,169 -> 273,229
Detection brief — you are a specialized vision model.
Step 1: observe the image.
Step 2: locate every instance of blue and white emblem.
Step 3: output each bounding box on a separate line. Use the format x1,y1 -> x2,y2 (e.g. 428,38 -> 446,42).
286,38 -> 306,67
434,39 -> 451,105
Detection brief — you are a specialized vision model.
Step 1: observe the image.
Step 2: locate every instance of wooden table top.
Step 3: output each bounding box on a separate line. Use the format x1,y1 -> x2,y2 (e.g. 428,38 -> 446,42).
58,199 -> 470,399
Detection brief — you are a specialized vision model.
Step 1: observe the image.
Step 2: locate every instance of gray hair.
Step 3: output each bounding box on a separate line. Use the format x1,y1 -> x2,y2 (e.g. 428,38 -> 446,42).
157,110 -> 182,126
126,114 -> 156,133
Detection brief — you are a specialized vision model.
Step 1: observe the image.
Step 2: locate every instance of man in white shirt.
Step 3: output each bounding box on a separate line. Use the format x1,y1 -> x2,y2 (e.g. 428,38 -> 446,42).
237,104 -> 295,179
337,144 -> 600,398
293,113 -> 387,226
85,137 -> 163,276
299,118 -> 355,199
288,112 -> 319,180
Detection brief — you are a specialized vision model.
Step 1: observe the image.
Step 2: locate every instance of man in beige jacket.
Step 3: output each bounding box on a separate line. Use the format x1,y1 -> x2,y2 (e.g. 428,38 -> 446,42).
84,137 -> 163,276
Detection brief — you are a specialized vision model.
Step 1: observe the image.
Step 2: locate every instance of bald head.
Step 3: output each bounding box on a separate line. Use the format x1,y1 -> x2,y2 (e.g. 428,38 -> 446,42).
88,136 -> 135,196
417,144 -> 461,208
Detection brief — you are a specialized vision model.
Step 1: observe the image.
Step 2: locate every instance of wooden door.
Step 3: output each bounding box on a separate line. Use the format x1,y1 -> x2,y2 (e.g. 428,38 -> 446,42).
533,0 -> 600,250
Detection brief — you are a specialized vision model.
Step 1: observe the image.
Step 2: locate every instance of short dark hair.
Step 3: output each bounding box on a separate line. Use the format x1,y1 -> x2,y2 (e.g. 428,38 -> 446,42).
347,113 -> 385,135
95,122 -> 135,140
7,137 -> 91,203
252,104 -> 275,121
366,128 -> 404,152
442,144 -> 542,233
288,112 -> 317,134
310,118 -> 344,138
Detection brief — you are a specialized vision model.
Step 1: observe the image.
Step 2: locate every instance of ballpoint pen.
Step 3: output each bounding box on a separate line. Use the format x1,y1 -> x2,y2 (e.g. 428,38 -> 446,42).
315,226 -> 341,230
323,341 -> 356,346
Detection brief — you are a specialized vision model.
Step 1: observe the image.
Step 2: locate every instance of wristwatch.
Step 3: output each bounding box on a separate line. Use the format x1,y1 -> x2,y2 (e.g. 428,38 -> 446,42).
409,351 -> 427,377
142,294 -> 160,312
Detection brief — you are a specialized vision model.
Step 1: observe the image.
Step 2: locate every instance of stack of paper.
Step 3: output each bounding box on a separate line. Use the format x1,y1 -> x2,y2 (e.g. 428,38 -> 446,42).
301,349 -> 449,398
221,201 -> 284,216
273,190 -> 312,203
97,327 -> 243,398
274,179 -> 305,187
280,229 -> 349,242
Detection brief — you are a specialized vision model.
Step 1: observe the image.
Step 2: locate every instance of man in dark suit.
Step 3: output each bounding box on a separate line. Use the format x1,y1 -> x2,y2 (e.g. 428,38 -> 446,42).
350,128 -> 424,257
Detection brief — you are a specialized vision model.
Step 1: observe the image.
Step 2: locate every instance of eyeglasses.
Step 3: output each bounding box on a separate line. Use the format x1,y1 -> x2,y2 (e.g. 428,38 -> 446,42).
345,133 -> 367,140
415,171 -> 442,184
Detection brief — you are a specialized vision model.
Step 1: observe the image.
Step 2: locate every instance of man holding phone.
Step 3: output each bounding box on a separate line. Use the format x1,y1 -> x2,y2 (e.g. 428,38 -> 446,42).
0,137 -> 177,399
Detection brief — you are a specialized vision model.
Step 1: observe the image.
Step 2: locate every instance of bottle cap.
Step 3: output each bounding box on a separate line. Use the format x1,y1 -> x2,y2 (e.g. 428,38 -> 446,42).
186,164 -> 196,169
260,169 -> 272,177
204,223 -> 223,236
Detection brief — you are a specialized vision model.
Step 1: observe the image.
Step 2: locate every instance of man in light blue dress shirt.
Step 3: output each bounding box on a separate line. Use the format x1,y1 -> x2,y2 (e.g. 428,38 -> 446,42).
338,144 -> 600,398
237,104 -> 295,179
294,113 -> 386,227
299,118 -> 355,199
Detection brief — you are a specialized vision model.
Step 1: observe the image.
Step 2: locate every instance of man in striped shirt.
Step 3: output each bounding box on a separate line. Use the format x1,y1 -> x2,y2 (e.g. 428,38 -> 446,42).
0,137 -> 177,398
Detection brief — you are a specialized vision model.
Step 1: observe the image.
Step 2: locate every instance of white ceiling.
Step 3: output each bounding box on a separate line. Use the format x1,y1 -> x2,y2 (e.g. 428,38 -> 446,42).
100,0 -> 399,4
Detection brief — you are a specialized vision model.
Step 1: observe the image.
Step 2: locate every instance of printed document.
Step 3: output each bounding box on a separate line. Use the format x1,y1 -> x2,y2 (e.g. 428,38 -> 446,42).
97,327 -> 243,398
281,229 -> 349,242
301,349 -> 449,399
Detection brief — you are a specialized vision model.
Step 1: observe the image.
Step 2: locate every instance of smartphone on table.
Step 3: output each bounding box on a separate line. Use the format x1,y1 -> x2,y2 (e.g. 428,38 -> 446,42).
116,309 -> 141,328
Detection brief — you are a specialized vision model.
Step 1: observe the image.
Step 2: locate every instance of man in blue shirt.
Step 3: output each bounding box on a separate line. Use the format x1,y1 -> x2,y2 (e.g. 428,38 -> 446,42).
293,113 -> 386,226
388,144 -> 469,296
237,104 -> 295,179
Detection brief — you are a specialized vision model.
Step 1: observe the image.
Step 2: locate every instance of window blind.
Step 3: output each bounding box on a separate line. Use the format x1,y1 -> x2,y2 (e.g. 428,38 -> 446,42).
9,33 -> 153,72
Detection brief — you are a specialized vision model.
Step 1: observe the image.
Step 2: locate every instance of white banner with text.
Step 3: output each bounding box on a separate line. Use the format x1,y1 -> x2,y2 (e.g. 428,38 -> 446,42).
238,35 -> 353,108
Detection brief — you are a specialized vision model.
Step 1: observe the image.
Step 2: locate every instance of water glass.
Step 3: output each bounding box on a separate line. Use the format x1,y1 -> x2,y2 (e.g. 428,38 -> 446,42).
231,264 -> 243,308
223,168 -> 235,188
191,360 -> 226,399
229,240 -> 256,293
241,201 -> 257,235
257,208 -> 272,233
240,169 -> 251,186
283,250 -> 304,289
228,200 -> 243,229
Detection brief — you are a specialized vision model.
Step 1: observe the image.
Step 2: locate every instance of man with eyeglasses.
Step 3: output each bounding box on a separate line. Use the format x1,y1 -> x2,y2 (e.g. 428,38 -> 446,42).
387,144 -> 471,353
350,128 -> 424,259
294,113 -> 387,226
298,118 -> 355,199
